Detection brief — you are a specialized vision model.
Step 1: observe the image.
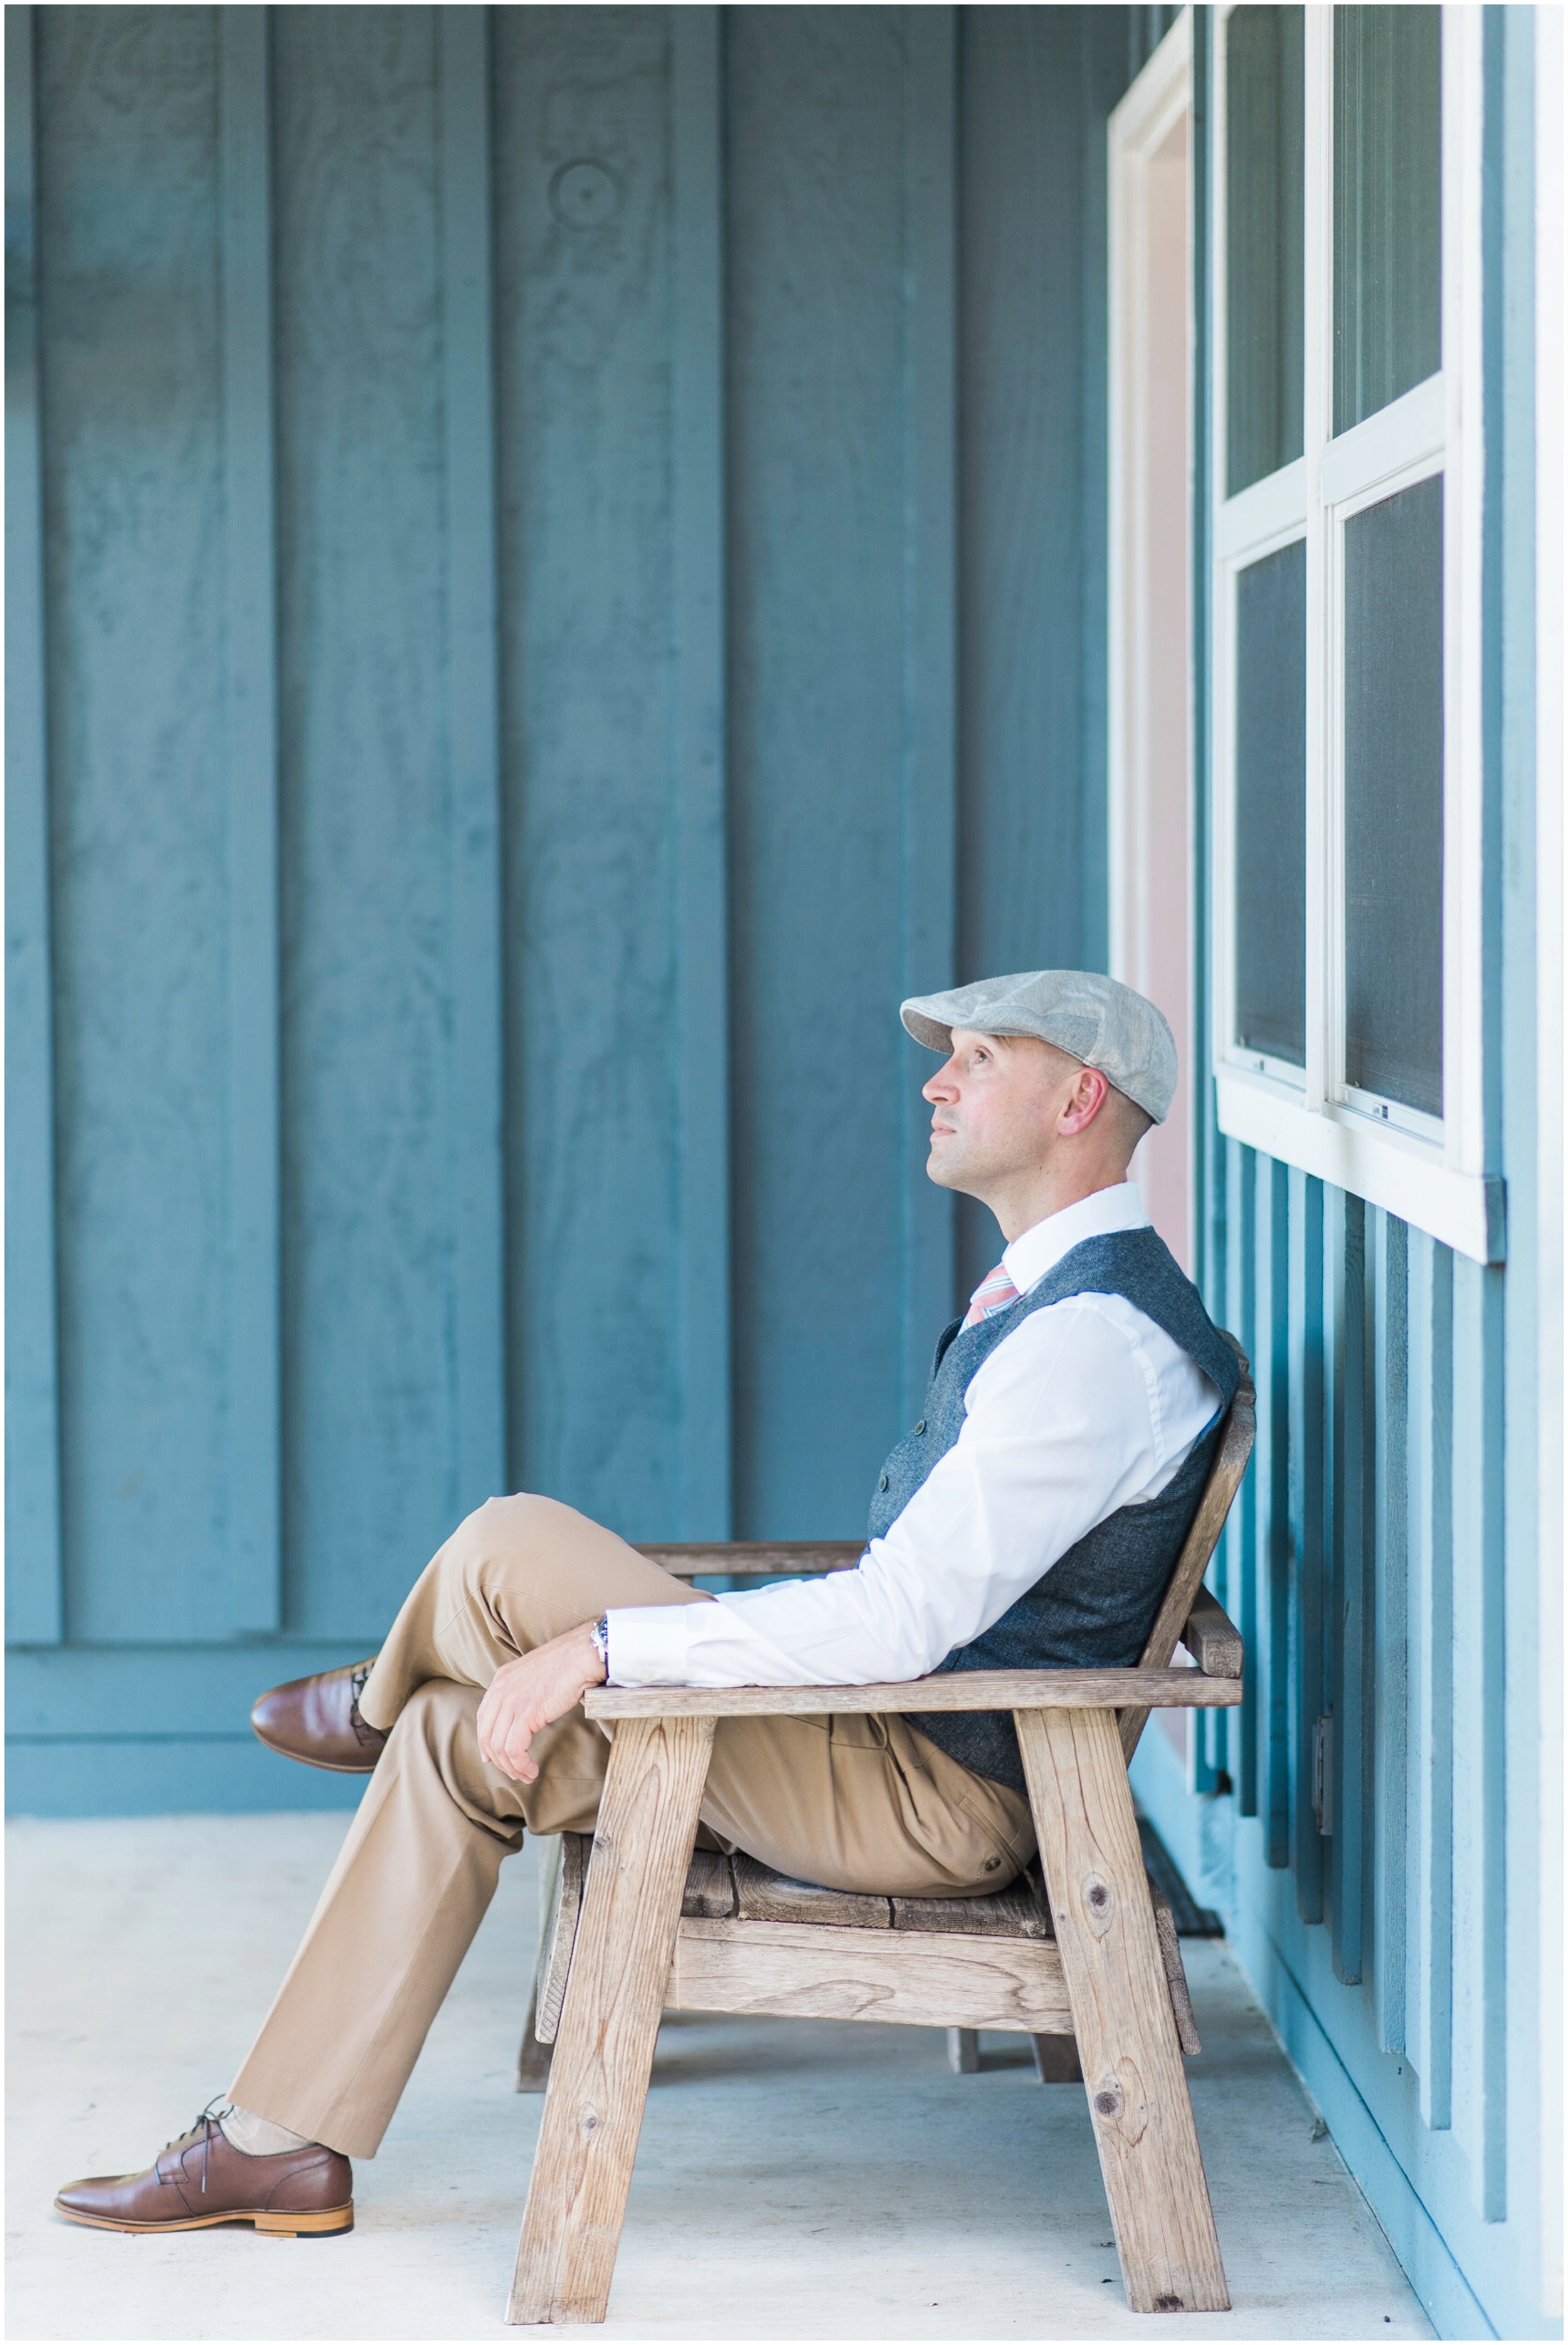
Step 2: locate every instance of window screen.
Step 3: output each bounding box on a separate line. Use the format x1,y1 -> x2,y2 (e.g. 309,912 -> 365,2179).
1226,6 -> 1305,496
1342,476 -> 1444,1115
1333,8 -> 1441,435
1234,540 -> 1307,1067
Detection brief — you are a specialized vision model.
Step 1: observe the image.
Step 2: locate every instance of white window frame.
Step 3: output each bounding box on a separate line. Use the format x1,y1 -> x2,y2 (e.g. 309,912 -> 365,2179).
1108,8 -> 1196,1275
1210,4 -> 1500,1263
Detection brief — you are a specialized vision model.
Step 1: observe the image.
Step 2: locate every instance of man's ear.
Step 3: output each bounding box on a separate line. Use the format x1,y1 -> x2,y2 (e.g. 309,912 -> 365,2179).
1059,1065 -> 1111,1135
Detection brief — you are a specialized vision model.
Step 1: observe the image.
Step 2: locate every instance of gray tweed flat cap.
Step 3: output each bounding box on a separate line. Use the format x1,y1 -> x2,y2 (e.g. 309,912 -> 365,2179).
900,969 -> 1178,1124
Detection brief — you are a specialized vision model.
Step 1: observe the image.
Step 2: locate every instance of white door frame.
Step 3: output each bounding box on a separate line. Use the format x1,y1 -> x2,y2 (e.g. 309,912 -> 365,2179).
1108,11 -> 1195,1274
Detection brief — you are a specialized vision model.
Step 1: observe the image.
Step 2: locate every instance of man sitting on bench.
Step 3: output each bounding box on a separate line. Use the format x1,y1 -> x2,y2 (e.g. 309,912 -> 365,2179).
55,967 -> 1237,2240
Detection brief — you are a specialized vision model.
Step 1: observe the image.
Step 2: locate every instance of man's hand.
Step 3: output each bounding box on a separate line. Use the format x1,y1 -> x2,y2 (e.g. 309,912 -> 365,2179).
475,1620 -> 607,1784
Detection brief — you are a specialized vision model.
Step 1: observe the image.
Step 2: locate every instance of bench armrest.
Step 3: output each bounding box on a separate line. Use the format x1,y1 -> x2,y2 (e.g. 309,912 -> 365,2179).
640,1551 -> 1242,1675
585,1665 -> 1242,1721
636,1541 -> 862,1578
1180,1587 -> 1243,1679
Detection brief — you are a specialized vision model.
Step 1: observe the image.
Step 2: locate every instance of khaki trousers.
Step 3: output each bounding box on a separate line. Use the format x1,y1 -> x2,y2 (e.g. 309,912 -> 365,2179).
229,1494 -> 1034,2159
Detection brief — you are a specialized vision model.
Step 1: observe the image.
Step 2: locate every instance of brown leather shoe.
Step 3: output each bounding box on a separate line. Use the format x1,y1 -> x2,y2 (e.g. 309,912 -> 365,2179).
55,2110 -> 352,2236
250,1658 -> 387,1773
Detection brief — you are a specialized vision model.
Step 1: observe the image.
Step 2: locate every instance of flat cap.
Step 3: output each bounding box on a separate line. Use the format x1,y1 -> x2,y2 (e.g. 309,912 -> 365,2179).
900,969 -> 1177,1124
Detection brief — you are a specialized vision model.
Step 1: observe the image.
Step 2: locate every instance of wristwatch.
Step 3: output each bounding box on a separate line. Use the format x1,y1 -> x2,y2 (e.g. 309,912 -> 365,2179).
588,1614 -> 610,1679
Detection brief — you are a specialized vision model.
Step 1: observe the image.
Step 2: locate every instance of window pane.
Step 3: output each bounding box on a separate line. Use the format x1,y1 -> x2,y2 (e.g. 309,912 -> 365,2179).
1235,540 -> 1307,1067
1333,8 -> 1441,434
1226,6 -> 1305,495
1343,476 -> 1444,1115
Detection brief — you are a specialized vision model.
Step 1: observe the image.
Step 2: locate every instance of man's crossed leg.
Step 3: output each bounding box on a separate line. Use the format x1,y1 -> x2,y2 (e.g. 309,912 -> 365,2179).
54,1494 -> 1032,2233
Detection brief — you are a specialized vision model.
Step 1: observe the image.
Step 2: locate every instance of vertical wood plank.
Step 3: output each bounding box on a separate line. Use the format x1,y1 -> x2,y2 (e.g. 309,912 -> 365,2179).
900,3 -> 958,1413
1261,1156 -> 1291,1865
509,1714 -> 715,2324
672,6 -> 731,1538
1407,1231 -> 1453,2129
1288,1169 -> 1325,1920
3,1 -> 64,1646
219,6 -> 282,1635
1075,14 -> 1129,984
1329,1191 -> 1369,1983
496,10 -> 686,1539
1218,1145 -> 1244,1617
277,9 -> 487,1624
1449,1255 -> 1483,2178
726,11 -> 909,1534
957,8 -> 1118,1309
440,6 -> 507,1515
1449,1255 -> 1508,2216
43,8 -> 235,1643
1371,1210 -> 1409,2053
1019,1707 -> 1229,2314
1354,1204 -> 1382,1984
1197,1134 -> 1246,1792
953,7 -> 1135,1305
1471,3 -> 1520,2231
1234,1143 -> 1260,1816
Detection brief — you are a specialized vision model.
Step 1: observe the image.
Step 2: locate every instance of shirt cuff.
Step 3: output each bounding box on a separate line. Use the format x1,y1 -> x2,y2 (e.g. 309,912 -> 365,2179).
601,1603 -> 707,1688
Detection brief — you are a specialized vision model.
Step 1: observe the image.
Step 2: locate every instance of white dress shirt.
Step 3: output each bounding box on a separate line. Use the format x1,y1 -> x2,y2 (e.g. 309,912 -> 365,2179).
605,1183 -> 1221,1691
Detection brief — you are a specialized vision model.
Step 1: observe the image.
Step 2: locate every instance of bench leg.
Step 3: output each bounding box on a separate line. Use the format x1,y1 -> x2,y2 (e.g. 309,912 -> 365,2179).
514,1981 -> 554,2093
516,1834 -> 567,2093
1032,2033 -> 1083,2083
507,1714 -> 716,2325
946,2028 -> 980,2073
1015,1706 -> 1229,2314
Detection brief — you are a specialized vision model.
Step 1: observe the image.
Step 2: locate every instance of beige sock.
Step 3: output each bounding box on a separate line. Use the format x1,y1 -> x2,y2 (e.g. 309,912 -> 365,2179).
219,2103 -> 318,2157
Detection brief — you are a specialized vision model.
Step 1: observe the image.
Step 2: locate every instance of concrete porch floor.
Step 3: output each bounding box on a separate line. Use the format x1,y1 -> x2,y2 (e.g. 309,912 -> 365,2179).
6,1812 -> 1433,2342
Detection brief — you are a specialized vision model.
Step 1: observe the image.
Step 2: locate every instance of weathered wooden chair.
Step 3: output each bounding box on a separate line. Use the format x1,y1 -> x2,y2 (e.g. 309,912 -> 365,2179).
507,1349 -> 1254,2326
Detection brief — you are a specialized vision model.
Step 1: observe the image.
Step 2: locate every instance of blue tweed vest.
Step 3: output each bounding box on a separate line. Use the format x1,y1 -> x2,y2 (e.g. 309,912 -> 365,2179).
867,1226 -> 1239,1793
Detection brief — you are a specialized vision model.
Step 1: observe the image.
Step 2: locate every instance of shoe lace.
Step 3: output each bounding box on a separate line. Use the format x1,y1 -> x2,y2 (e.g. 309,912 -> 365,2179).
349,1662 -> 379,1748
166,2097 -> 233,2194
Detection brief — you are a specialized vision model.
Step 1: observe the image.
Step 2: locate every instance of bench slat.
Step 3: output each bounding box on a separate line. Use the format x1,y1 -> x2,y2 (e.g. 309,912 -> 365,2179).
891,1877 -> 1053,1940
681,1848 -> 736,1919
731,1852 -> 891,1929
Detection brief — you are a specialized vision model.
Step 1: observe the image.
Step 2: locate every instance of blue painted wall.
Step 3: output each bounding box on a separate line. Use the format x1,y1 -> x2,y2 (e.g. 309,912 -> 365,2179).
8,10 -> 1556,2336
1130,12 -> 1559,2339
6,3 -> 1141,1812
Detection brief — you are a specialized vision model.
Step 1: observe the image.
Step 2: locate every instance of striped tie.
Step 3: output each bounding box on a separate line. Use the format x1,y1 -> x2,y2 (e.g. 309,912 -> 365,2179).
962,1260 -> 1021,1329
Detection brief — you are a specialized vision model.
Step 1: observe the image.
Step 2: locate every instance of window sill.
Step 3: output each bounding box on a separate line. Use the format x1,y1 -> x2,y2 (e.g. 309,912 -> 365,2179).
1214,1065 -> 1504,1263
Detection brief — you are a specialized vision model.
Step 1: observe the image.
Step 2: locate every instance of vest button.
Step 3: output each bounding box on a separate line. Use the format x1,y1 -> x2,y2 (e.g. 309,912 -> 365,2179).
983,1856 -> 1002,1872
915,1420 -> 926,1435
879,1474 -> 889,1491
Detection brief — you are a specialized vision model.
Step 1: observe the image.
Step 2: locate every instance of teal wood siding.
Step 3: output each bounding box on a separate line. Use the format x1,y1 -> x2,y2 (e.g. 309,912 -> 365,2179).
1127,14 -> 1557,2341
5,3 -> 1137,1811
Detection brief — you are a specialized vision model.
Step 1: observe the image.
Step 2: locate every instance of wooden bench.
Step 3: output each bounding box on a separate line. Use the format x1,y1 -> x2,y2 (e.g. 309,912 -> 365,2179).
507,1353 -> 1254,2326
519,1832 -> 1205,2090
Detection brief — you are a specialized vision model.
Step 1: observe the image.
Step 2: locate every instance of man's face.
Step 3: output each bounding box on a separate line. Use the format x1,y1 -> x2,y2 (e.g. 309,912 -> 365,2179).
921,1029 -> 1087,1196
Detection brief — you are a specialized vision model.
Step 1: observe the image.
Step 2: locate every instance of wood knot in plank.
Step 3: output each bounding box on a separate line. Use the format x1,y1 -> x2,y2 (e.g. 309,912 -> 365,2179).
1091,2061 -> 1150,2145
1081,1871 -> 1115,1934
